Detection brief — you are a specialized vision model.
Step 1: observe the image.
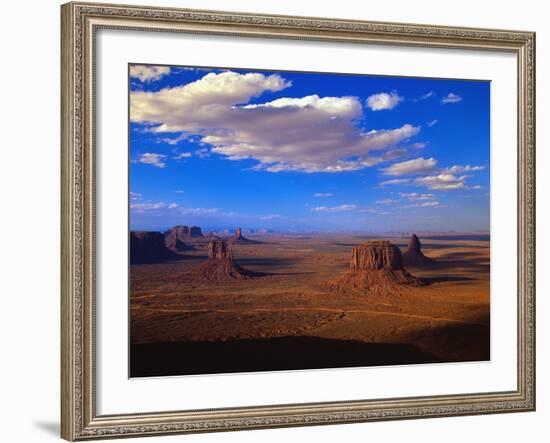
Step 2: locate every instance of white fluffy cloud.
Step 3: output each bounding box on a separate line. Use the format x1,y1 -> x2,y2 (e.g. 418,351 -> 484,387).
366,91 -> 403,111
311,204 -> 357,213
130,65 -> 171,82
441,93 -> 462,104
414,173 -> 467,190
379,158 -> 485,190
314,193 -> 334,197
131,71 -> 420,173
137,152 -> 167,168
381,157 -> 438,176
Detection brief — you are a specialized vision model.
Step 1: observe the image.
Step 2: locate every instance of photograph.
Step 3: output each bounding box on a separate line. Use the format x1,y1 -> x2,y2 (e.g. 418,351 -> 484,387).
128,64 -> 491,377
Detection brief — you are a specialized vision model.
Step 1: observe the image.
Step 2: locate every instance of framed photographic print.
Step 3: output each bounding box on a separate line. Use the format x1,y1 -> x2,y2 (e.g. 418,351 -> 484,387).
61,1 -> 536,440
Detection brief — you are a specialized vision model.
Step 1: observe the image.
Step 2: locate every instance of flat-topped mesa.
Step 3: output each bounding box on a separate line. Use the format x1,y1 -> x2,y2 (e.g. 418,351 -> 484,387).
350,240 -> 404,271
328,240 -> 422,294
164,225 -> 206,253
402,234 -> 436,267
208,239 -> 233,261
197,240 -> 255,281
130,231 -> 177,264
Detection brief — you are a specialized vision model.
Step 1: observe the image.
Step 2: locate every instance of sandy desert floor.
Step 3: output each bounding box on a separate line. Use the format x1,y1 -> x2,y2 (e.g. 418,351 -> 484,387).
130,234 -> 490,377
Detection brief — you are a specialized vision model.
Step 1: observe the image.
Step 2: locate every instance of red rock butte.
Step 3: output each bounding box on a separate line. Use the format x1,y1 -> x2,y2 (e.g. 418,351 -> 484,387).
196,240 -> 254,281
208,239 -> 233,261
350,240 -> 405,270
402,234 -> 436,267
130,231 -> 176,264
329,240 -> 422,293
230,227 -> 259,244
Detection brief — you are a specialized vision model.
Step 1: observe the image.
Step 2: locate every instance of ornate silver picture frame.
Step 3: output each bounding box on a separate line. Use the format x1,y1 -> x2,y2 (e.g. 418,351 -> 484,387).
61,1 -> 535,440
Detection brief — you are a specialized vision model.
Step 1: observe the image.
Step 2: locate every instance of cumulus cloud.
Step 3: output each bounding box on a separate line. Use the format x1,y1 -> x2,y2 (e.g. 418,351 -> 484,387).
130,65 -> 171,82
414,173 -> 467,190
311,204 -> 357,213
441,93 -> 462,104
137,152 -> 167,168
427,119 -> 438,127
131,71 -> 420,173
130,192 -> 142,201
379,158 -> 485,191
131,71 -> 291,128
366,91 -> 403,111
159,133 -> 189,145
175,189 -> 185,194
314,193 -> 334,197
381,157 -> 438,176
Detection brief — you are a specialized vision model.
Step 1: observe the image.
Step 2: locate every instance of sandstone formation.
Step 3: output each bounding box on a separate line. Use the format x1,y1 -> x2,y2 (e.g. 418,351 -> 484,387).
230,227 -> 259,245
329,240 -> 422,293
402,234 -> 436,268
196,240 -> 255,280
164,226 -> 192,253
164,225 -> 206,252
130,231 -> 177,264
208,239 -> 233,261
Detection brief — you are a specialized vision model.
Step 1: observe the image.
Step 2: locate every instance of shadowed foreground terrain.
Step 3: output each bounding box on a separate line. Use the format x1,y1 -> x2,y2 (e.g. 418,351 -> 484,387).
130,233 -> 490,377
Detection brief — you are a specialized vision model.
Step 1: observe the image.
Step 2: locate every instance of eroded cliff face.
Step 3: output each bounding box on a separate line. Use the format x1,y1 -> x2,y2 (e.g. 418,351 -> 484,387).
164,225 -> 205,253
350,240 -> 404,270
329,240 -> 422,294
130,231 -> 176,264
207,239 -> 233,261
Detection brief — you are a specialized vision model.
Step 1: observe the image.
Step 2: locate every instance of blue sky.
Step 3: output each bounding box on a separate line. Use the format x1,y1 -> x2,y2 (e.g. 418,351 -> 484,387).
129,64 -> 490,233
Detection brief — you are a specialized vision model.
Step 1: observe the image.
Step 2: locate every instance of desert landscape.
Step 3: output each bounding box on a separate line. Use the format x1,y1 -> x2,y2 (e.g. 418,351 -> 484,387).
128,64 -> 490,378
130,226 -> 490,377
